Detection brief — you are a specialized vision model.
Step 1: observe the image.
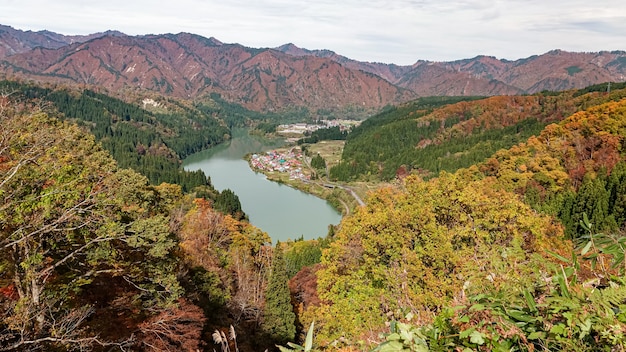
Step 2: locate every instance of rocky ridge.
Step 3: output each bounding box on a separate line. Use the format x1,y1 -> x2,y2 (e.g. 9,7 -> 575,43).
1,25 -> 625,114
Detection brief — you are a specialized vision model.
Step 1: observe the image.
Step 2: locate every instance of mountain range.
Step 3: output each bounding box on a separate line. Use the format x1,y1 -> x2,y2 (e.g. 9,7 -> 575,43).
1,24 -> 625,115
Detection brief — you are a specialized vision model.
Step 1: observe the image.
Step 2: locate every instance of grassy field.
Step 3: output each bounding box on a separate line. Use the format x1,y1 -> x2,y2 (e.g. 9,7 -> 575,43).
305,140 -> 345,169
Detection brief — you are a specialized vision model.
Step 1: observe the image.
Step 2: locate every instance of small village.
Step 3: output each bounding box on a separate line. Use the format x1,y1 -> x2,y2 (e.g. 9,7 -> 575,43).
249,148 -> 310,181
249,121 -> 358,180
276,119 -> 359,137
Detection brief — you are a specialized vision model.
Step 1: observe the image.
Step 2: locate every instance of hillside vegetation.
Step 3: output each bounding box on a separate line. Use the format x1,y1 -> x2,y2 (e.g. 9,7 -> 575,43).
303,88 -> 626,350
0,95 -> 321,351
0,80 -> 232,191
2,80 -> 626,351
330,83 -> 626,181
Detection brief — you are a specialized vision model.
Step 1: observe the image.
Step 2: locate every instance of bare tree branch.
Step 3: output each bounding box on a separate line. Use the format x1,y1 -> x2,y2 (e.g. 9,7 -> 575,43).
1,336 -> 133,352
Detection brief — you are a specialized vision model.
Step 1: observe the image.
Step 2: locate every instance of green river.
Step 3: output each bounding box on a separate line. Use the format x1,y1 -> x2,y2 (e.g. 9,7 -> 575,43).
183,129 -> 342,242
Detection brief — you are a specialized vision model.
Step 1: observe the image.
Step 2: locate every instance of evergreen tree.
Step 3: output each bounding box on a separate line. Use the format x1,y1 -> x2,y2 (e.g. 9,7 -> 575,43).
608,161 -> 626,227
310,153 -> 327,170
262,242 -> 296,344
214,188 -> 246,220
284,241 -> 323,278
558,191 -> 577,238
572,173 -> 616,237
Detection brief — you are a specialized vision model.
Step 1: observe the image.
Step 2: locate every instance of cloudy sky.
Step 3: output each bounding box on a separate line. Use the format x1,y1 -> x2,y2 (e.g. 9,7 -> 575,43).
1,0 -> 625,65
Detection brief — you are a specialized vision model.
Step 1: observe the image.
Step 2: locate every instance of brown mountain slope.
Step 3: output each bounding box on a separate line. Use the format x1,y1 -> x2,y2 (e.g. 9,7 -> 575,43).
394,61 -> 524,96
275,44 -> 522,96
441,50 -> 626,92
2,25 -> 626,114
275,44 -> 626,96
0,24 -> 123,58
1,34 -> 249,95
0,32 -> 414,113
227,49 -> 414,111
275,43 -> 413,83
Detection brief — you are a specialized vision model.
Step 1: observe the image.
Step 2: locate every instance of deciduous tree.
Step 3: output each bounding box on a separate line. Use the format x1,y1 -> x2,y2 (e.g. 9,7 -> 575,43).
0,99 -> 183,350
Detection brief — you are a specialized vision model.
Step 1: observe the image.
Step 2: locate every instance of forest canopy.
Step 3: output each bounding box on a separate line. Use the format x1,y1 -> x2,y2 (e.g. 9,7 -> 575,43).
2,80 -> 626,351
0,93 -> 290,351
303,92 -> 626,350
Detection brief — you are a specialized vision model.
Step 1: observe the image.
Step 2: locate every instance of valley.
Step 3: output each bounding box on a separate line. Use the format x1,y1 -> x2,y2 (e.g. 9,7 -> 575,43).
1,23 -> 626,352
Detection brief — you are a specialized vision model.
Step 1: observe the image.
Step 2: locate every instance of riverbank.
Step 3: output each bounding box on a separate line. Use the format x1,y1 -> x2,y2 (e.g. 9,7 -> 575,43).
245,141 -> 373,216
183,128 -> 342,241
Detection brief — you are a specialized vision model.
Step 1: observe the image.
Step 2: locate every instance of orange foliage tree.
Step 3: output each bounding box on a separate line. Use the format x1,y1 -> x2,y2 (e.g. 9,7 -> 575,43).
177,197 -> 272,325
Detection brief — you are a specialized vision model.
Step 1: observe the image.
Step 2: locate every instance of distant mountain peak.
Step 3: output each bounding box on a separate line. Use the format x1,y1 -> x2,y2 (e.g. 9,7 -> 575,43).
207,37 -> 223,46
1,24 -> 625,115
276,43 -> 299,50
275,43 -> 309,56
100,30 -> 126,37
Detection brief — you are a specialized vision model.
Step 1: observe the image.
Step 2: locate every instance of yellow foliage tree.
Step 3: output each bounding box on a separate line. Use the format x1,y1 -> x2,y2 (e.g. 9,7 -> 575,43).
309,173 -> 566,347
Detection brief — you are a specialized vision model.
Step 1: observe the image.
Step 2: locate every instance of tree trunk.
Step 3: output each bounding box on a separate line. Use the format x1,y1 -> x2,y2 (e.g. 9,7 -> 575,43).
31,277 -> 45,332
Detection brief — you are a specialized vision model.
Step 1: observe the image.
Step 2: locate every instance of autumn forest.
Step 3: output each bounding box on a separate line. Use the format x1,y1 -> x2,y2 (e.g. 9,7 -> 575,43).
2,75 -> 626,352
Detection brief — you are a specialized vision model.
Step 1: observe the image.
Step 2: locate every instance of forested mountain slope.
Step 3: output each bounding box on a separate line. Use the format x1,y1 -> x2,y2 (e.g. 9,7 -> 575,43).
331,83 -> 626,181
0,95 -> 309,351
475,95 -> 626,239
0,80 -> 230,192
305,92 -> 626,351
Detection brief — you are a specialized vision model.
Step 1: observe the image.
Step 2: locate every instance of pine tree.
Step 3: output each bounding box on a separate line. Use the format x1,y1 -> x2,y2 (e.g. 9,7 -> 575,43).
608,161 -> 626,227
572,173 -> 616,237
214,188 -> 246,220
262,242 -> 296,344
311,153 -> 326,170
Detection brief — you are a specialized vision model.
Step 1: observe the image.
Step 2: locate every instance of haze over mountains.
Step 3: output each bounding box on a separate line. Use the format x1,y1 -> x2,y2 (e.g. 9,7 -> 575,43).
1,24 -> 625,114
